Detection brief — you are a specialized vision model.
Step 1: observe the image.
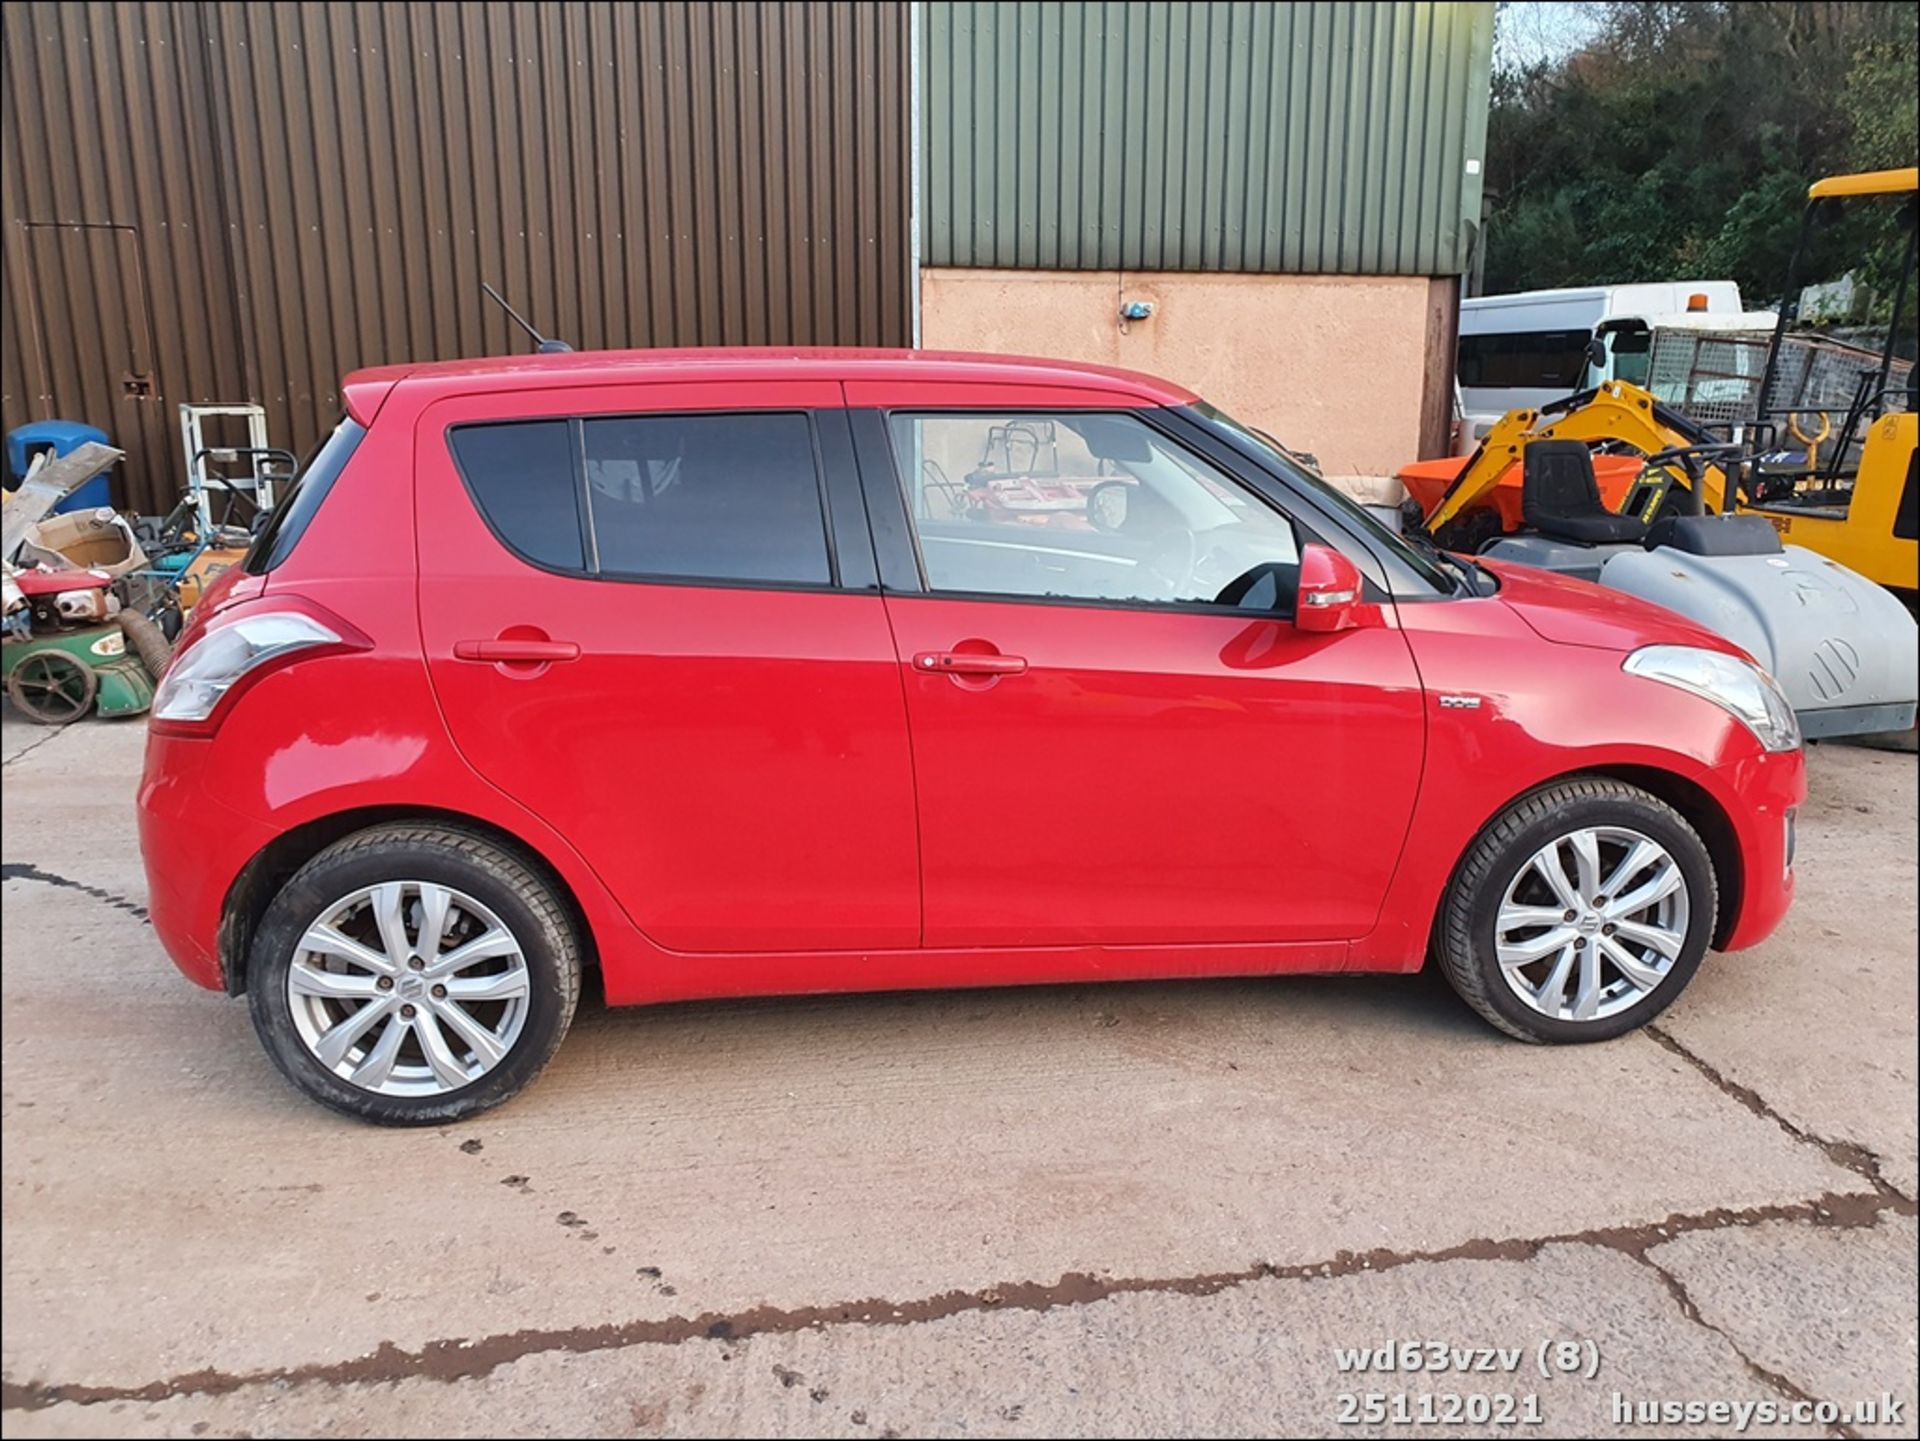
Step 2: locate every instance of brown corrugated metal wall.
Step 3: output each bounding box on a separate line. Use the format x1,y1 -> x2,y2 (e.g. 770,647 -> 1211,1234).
1,2 -> 248,515
2,2 -> 910,514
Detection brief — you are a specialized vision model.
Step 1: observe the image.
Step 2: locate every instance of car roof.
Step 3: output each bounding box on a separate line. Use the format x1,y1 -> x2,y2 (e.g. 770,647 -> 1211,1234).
340,346 -> 1198,421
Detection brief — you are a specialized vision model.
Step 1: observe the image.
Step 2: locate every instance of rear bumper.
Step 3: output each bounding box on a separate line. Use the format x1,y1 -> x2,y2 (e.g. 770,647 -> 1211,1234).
137,729 -> 273,991
1717,746 -> 1806,953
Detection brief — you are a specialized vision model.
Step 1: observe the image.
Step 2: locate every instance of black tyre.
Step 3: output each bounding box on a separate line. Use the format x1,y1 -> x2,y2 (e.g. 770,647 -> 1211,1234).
247,824 -> 581,1124
1434,778 -> 1717,1043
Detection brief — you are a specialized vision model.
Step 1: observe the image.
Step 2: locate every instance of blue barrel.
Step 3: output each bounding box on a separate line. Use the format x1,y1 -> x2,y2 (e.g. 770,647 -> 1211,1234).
7,420 -> 114,514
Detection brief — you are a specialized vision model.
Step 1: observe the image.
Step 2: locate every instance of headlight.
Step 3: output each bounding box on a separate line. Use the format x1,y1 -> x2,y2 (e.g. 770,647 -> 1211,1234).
1623,644 -> 1801,752
152,611 -> 342,726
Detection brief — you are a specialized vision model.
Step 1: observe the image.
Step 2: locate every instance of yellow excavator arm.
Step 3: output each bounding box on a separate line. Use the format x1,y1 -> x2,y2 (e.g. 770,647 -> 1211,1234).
1424,382 -> 1733,534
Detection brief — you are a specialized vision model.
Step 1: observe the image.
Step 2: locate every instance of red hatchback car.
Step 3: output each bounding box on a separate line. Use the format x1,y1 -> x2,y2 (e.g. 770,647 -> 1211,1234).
138,349 -> 1804,1123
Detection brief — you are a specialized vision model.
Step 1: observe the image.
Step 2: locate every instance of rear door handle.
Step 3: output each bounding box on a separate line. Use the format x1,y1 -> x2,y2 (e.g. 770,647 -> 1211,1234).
453,639 -> 581,663
913,650 -> 1028,676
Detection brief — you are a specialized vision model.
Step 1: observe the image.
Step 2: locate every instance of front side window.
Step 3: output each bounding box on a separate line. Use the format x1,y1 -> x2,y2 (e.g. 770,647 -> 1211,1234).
889,412 -> 1299,610
1192,400 -> 1462,595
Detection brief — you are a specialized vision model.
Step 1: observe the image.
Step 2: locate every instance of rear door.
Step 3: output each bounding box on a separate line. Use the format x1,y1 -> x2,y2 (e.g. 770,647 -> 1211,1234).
414,381 -> 919,953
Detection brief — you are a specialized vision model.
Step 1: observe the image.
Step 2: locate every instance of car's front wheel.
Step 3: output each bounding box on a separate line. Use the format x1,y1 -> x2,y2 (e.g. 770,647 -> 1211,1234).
247,824 -> 581,1123
1434,778 -> 1717,1043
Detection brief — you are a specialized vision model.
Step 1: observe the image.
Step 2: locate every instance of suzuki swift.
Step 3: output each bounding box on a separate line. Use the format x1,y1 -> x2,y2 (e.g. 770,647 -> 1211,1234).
137,349 -> 1805,1124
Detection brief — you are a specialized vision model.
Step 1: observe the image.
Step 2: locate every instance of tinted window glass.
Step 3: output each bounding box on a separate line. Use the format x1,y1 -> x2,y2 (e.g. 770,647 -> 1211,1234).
244,417 -> 365,573
449,420 -> 582,570
1457,329 -> 1592,389
583,413 -> 830,585
890,412 -> 1298,610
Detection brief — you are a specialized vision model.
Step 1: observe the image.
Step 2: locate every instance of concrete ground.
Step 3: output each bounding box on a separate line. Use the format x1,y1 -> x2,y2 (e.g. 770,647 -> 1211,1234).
1,715 -> 1914,1439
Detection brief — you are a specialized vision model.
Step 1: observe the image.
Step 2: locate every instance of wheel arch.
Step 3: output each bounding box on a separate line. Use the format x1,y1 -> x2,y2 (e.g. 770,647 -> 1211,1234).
218,806 -> 598,996
1415,762 -> 1744,970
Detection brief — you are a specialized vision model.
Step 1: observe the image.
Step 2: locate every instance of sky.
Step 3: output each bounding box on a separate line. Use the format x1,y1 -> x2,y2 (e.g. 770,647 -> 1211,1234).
1493,1 -> 1609,72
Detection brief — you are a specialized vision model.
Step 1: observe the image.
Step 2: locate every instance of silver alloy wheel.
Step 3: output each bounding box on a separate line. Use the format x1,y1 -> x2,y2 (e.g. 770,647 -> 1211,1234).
286,880 -> 531,1097
1494,825 -> 1691,1023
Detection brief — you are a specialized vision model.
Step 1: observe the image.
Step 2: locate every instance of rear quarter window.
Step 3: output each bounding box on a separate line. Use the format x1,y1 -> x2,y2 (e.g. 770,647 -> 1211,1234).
446,420 -> 584,571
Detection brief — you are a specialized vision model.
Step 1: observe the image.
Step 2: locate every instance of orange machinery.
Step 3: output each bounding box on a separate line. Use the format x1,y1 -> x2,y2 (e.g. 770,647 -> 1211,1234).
1398,452 -> 1647,537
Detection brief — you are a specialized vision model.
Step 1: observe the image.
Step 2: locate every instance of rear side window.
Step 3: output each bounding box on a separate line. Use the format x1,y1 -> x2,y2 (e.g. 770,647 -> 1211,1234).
447,420 -> 583,570
582,413 -> 830,584
449,411 -> 833,586
243,417 -> 365,573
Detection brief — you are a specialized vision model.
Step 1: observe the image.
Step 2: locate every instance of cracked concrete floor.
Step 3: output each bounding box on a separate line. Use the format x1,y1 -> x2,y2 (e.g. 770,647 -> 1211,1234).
2,715 -> 1914,1438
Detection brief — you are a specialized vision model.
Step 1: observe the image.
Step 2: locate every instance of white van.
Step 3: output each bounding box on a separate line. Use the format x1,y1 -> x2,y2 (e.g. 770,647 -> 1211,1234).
1457,281 -> 1776,440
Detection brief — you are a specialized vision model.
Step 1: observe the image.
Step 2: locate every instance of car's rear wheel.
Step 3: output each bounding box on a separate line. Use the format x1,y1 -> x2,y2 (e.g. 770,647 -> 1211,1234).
247,824 -> 581,1123
1434,778 -> 1717,1043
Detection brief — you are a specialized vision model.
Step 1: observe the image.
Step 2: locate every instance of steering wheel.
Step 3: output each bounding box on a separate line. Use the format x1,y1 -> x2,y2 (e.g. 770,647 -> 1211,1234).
1640,440 -> 1747,510
1787,410 -> 1833,470
1642,440 -> 1745,469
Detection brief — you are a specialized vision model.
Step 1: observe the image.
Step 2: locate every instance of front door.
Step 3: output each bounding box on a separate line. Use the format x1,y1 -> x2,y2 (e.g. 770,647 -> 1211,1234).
414,383 -> 919,953
866,406 -> 1427,948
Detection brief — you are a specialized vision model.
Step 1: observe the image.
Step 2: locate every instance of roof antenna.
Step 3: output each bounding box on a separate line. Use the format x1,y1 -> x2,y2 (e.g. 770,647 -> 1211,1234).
481,281 -> 573,354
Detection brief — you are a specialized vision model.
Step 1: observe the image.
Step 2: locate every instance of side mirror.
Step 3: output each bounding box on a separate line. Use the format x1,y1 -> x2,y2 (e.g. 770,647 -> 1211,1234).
1585,335 -> 1608,371
1295,544 -> 1367,633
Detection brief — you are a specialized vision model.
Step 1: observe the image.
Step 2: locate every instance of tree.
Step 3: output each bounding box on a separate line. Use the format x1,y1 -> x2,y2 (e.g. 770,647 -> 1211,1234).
1483,1 -> 1918,314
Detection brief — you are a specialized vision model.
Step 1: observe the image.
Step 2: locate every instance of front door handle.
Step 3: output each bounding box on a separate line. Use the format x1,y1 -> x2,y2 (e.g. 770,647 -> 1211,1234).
913,650 -> 1028,676
453,639 -> 581,663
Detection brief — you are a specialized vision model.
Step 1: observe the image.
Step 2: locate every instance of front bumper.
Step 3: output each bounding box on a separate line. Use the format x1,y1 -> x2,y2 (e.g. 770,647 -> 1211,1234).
1716,745 -> 1806,953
